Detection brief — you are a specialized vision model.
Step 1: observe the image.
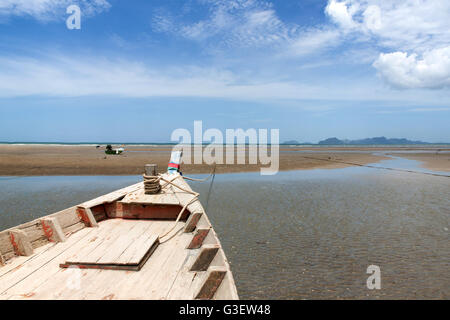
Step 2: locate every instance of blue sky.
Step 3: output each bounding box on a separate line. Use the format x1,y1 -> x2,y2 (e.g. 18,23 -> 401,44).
0,0 -> 449,143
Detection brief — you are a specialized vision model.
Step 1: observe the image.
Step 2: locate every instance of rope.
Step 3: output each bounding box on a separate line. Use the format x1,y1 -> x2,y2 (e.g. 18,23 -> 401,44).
205,164 -> 217,212
159,195 -> 198,243
143,174 -> 161,194
299,155 -> 450,178
182,166 -> 217,182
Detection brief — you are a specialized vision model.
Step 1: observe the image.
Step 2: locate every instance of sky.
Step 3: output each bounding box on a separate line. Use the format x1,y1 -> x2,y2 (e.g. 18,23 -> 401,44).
0,0 -> 449,143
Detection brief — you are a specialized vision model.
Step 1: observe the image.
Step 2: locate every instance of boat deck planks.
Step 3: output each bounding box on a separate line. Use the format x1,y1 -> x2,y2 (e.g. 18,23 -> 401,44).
121,187 -> 180,206
0,173 -> 238,300
61,220 -> 159,270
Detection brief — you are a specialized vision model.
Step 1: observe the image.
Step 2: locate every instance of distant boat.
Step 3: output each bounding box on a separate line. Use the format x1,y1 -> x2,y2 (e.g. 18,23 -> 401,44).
105,144 -> 124,155
0,156 -> 238,300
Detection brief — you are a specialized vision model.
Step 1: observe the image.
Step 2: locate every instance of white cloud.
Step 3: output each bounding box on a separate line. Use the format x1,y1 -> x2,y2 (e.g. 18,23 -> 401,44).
373,47 -> 450,89
287,28 -> 340,57
325,0 -> 357,30
362,5 -> 381,31
0,54 -> 325,100
1,53 -> 448,107
325,0 -> 450,52
0,0 -> 110,21
153,0 -> 344,58
324,0 -> 450,89
175,1 -> 291,47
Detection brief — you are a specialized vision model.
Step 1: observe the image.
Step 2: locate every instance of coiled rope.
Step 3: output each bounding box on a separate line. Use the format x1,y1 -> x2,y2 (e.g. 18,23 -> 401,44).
143,175 -> 161,194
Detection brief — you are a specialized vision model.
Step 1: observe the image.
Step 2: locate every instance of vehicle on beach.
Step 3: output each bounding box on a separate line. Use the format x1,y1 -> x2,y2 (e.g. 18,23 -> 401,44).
0,154 -> 238,300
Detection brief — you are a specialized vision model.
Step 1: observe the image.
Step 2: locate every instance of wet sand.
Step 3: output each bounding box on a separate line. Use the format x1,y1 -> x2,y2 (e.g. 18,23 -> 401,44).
0,144 -> 448,175
387,153 -> 450,172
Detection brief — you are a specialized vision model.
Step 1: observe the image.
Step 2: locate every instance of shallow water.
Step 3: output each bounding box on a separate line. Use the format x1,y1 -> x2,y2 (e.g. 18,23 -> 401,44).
368,154 -> 450,176
191,168 -> 449,299
0,158 -> 449,299
0,176 -> 140,229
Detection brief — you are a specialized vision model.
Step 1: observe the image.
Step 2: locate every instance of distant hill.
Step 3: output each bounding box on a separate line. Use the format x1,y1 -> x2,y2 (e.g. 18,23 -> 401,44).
318,136 -> 429,145
318,137 -> 344,145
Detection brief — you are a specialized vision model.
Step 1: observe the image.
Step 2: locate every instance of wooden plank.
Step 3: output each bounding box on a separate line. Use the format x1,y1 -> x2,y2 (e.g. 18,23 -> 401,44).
9,229 -> 33,256
195,267 -> 227,300
80,182 -> 143,209
63,222 -> 85,236
0,227 -> 96,296
60,239 -> 159,271
17,223 -> 45,243
121,188 -> 180,206
26,221 -> 171,300
0,252 -> 4,266
0,221 -> 47,261
190,244 -> 219,272
187,229 -> 210,249
40,217 -> 66,243
0,231 -> 14,259
84,222 -> 189,300
61,220 -> 159,270
77,220 -> 144,264
31,238 -> 48,250
50,207 -> 80,229
0,243 -> 55,279
184,212 -> 202,233
118,234 -> 159,265
138,232 -> 194,299
164,248 -> 201,300
19,221 -> 185,300
92,223 -> 150,264
119,203 -> 187,220
62,219 -> 124,264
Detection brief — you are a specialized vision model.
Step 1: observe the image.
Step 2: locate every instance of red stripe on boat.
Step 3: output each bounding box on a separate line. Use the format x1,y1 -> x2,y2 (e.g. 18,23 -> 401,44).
168,163 -> 180,169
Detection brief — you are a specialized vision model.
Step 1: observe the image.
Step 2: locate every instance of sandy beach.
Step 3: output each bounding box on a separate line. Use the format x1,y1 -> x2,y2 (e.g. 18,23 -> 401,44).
0,144 -> 448,175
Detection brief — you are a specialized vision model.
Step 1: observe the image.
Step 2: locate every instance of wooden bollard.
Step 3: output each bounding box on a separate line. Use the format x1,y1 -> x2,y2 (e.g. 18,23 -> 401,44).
144,164 -> 160,194
76,207 -> 99,227
145,164 -> 157,176
41,217 -> 67,242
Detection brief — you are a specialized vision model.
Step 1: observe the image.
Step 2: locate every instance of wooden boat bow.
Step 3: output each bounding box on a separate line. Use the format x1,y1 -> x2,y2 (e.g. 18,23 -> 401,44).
0,170 -> 238,300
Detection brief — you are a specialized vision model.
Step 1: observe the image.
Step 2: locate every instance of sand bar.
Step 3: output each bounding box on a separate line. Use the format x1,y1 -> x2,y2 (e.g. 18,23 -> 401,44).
0,144 -> 448,175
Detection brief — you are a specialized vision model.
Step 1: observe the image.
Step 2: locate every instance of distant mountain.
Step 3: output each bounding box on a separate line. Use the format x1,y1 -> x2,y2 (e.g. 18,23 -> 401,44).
318,136 -> 429,145
318,137 -> 344,145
